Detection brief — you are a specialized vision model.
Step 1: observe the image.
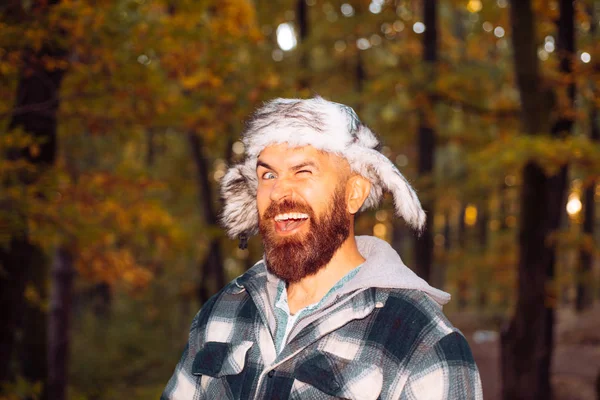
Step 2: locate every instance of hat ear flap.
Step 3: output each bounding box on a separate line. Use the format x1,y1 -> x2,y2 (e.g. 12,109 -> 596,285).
385,162 -> 426,233
220,161 -> 259,238
347,147 -> 426,232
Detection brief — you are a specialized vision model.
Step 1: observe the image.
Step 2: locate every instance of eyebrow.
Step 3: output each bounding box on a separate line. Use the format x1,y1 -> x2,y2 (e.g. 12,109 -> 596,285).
256,160 -> 273,170
256,160 -> 319,172
290,161 -> 319,172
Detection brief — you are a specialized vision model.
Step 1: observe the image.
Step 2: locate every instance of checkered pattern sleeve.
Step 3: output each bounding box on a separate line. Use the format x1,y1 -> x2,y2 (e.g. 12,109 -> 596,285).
399,331 -> 483,400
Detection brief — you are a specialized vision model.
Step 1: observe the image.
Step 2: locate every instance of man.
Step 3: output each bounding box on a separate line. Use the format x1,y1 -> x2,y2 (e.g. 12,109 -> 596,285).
162,97 -> 482,399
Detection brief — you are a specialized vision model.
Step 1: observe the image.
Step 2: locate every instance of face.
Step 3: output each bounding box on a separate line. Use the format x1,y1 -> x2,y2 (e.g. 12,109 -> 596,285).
256,144 -> 352,282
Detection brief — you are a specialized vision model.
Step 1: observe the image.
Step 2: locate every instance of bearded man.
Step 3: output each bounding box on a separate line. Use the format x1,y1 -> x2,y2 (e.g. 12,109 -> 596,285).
162,97 -> 482,399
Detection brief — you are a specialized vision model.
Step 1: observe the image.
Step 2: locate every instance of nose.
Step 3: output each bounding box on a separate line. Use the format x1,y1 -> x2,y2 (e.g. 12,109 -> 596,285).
269,177 -> 293,202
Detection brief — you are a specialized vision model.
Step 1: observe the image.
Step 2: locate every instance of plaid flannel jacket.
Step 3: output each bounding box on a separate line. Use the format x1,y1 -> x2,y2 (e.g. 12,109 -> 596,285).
162,263 -> 482,399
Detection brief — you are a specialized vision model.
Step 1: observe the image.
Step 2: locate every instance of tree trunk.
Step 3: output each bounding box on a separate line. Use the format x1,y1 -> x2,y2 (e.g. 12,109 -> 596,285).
576,124 -> 597,311
501,162 -> 565,400
501,1 -> 573,399
0,1 -> 67,389
167,0 -> 226,304
576,4 -> 598,313
458,203 -> 467,248
47,246 -> 74,400
478,202 -> 488,251
296,0 -> 309,90
355,51 -> 366,95
19,246 -> 49,395
443,211 -> 451,252
187,133 -> 225,303
457,278 -> 469,311
452,8 -> 466,61
499,183 -> 509,230
0,239 -> 42,384
146,129 -> 156,167
414,0 -> 437,281
477,202 -> 489,309
92,282 -> 112,318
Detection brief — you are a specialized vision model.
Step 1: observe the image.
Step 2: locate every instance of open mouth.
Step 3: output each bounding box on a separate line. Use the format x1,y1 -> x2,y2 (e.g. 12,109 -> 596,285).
273,212 -> 309,233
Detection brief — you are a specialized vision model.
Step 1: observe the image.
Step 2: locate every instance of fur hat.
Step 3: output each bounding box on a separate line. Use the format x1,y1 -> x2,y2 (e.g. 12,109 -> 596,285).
220,96 -> 425,240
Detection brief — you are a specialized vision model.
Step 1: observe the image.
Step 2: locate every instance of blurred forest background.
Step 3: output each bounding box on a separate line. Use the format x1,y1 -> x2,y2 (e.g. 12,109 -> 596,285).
1,0 -> 599,399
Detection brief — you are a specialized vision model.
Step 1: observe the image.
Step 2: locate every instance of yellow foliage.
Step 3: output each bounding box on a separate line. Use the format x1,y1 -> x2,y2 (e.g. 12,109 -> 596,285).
0,0 -> 269,294
78,247 -> 153,290
0,376 -> 43,400
469,136 -> 600,189
0,163 -> 184,289
181,71 -> 223,90
24,27 -> 46,52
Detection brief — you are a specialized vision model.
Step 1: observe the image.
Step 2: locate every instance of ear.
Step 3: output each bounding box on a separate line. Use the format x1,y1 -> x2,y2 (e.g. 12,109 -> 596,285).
346,175 -> 372,215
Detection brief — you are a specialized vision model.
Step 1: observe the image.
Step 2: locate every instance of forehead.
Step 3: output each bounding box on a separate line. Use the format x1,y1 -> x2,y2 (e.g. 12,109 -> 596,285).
257,144 -> 346,170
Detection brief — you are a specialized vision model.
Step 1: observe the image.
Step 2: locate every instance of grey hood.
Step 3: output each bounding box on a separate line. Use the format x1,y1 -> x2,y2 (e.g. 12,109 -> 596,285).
341,236 -> 450,305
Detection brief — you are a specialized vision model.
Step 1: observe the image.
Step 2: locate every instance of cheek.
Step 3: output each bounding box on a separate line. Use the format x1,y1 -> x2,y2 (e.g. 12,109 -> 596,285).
299,185 -> 331,213
256,187 -> 270,216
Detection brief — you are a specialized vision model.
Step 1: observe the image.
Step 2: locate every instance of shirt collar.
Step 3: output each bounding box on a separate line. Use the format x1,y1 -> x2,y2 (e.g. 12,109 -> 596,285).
274,266 -> 362,316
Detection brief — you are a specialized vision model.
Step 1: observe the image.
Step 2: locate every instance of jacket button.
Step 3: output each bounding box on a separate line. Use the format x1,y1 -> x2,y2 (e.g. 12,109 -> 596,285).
268,370 -> 275,378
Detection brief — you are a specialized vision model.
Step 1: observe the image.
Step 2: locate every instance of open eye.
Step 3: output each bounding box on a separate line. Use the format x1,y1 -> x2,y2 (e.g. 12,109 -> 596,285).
262,171 -> 276,180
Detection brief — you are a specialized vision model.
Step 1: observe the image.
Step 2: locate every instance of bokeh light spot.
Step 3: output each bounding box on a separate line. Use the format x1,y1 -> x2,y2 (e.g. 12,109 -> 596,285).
341,3 -> 354,17
467,0 -> 482,13
413,22 -> 425,34
581,52 -> 591,63
567,194 -> 582,216
465,204 -> 478,226
373,223 -> 387,238
357,38 -> 371,50
276,23 -> 297,51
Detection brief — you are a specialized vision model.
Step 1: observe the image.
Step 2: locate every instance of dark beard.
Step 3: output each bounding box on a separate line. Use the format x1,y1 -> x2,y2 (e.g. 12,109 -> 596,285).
259,185 -> 350,283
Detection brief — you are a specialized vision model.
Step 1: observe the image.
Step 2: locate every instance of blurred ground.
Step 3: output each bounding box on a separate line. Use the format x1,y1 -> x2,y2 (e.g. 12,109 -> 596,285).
452,304 -> 600,400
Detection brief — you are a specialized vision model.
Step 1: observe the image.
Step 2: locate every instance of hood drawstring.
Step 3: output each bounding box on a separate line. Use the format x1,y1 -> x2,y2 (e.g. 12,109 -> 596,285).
238,233 -> 248,250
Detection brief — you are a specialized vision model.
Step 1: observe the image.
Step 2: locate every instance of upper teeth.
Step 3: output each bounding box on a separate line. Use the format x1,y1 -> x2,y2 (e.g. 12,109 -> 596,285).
274,213 -> 309,221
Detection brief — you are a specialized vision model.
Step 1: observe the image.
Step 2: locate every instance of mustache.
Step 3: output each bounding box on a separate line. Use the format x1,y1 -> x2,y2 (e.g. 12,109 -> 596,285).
263,199 -> 314,220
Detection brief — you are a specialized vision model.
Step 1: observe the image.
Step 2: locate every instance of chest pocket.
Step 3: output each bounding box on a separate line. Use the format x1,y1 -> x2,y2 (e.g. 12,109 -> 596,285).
192,341 -> 253,400
192,341 -> 253,377
291,351 -> 383,400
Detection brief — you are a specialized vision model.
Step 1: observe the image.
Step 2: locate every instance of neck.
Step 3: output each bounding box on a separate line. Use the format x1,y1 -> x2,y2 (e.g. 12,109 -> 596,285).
286,234 -> 364,314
